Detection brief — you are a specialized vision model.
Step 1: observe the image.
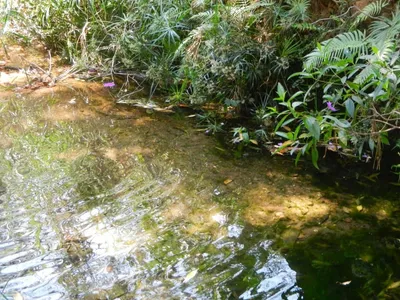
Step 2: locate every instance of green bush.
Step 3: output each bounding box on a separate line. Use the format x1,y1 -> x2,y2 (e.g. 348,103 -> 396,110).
269,5 -> 400,169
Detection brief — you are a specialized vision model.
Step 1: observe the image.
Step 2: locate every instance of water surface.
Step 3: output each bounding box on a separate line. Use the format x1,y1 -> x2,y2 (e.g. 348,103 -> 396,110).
0,81 -> 399,299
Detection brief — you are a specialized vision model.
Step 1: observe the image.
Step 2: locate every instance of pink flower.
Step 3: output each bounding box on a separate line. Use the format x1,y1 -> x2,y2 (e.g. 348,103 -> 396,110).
103,82 -> 116,88
327,101 -> 337,112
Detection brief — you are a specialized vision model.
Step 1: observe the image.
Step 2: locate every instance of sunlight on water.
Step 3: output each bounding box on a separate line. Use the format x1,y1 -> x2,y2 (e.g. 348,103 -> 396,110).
0,88 -> 302,299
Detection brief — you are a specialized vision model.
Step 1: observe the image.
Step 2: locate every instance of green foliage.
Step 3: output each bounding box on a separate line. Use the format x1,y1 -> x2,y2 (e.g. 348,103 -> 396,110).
19,0 -> 320,106
351,0 -> 389,28
304,30 -> 368,71
174,0 -> 318,106
271,7 -> 400,168
19,0 -> 399,171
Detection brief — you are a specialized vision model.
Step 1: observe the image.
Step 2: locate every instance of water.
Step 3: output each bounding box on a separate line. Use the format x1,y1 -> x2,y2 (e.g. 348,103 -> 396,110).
0,81 -> 399,299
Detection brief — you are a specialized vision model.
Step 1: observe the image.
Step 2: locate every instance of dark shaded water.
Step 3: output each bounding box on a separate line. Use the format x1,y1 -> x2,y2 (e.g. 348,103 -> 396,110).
0,82 -> 399,299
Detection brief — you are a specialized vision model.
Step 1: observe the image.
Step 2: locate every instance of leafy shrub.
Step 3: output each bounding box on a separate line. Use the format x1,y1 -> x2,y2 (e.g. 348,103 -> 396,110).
269,6 -> 400,169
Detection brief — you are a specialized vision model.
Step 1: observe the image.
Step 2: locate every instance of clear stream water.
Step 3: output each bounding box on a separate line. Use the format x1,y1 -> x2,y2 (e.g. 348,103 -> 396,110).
0,82 -> 399,299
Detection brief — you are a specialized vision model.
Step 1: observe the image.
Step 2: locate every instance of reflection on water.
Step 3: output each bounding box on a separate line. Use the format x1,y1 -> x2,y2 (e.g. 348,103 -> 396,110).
0,88 -> 302,299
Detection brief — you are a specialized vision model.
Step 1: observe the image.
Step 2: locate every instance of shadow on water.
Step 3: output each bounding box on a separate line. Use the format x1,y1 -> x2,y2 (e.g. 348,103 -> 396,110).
0,81 -> 399,299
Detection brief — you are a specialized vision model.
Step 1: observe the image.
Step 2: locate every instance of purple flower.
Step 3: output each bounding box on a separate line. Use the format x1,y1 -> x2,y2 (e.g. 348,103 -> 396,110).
277,142 -> 283,146
326,102 -> 337,112
103,82 -> 116,88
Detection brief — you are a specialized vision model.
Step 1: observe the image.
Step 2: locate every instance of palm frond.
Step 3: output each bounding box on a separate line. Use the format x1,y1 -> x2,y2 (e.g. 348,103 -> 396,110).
352,0 -> 389,28
354,64 -> 378,84
189,10 -> 213,22
304,30 -> 367,71
369,7 -> 400,47
373,39 -> 395,61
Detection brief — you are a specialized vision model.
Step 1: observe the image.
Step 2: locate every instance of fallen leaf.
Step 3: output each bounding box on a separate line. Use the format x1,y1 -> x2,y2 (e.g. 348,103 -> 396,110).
183,269 -> 198,283
224,179 -> 233,185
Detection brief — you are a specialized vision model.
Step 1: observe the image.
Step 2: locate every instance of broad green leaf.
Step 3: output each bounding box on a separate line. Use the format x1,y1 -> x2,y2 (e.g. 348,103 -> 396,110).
275,131 -> 289,139
338,130 -> 347,145
381,132 -> 390,145
282,118 -> 296,127
275,114 -> 290,132
294,124 -> 302,140
299,133 -> 311,139
304,116 -> 320,140
351,95 -> 363,105
324,116 -> 351,128
277,83 -> 285,100
292,101 -> 303,109
242,132 -> 249,141
324,83 -> 333,93
311,145 -> 319,169
369,138 -> 375,153
288,91 -> 304,102
344,99 -> 355,117
346,81 -> 359,90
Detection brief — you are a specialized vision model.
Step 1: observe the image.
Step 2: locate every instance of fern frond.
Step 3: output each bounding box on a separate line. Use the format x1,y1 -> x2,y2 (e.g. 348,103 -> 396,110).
354,64 -> 378,84
189,10 -> 214,22
352,0 -> 389,28
373,39 -> 395,61
303,47 -> 325,71
369,8 -> 400,46
304,31 -> 367,71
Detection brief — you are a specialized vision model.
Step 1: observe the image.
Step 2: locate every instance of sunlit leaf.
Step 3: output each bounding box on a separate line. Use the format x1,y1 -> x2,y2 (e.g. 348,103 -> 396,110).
277,83 -> 285,100
388,281 -> 400,289
183,269 -> 198,283
275,131 -> 289,139
292,101 -> 303,109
